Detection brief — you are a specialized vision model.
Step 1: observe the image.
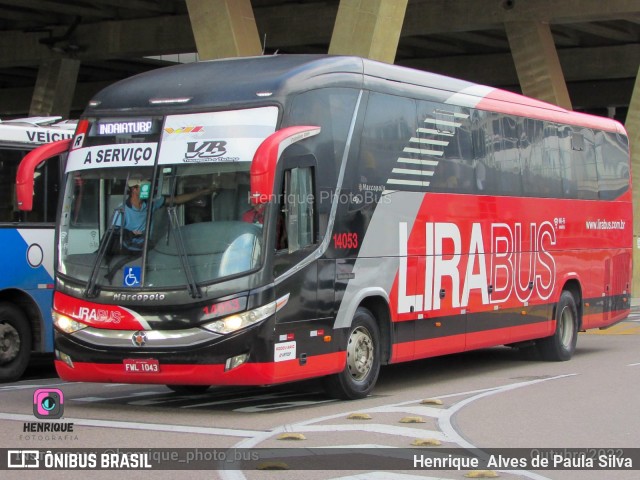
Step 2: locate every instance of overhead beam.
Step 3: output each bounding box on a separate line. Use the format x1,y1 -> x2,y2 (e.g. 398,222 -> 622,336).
0,16 -> 196,68
91,0 -> 174,14
0,0 -> 112,19
570,78 -> 636,109
506,20 -> 571,108
186,0 -> 261,59
564,22 -> 636,42
328,0 -> 408,63
400,36 -> 468,55
0,8 -> 50,23
258,0 -> 640,46
0,0 -> 638,67
0,81 -> 111,117
29,57 -> 80,117
400,44 -> 640,86
402,0 -> 640,34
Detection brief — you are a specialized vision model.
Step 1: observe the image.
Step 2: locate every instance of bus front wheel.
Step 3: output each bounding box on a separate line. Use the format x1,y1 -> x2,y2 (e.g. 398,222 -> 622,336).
0,303 -> 32,382
324,307 -> 380,400
537,291 -> 578,361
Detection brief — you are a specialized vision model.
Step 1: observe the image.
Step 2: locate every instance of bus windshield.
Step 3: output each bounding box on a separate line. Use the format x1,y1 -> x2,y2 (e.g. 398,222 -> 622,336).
58,107 -> 278,291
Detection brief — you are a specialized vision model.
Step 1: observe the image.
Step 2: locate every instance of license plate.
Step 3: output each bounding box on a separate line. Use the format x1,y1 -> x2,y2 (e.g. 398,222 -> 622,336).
123,359 -> 160,373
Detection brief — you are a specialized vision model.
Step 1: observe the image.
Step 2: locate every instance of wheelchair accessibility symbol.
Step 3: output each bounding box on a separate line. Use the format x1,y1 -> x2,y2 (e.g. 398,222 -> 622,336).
123,266 -> 141,287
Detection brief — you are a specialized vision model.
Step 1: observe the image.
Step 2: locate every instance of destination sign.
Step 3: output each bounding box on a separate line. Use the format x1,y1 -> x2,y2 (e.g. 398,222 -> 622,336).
93,119 -> 157,136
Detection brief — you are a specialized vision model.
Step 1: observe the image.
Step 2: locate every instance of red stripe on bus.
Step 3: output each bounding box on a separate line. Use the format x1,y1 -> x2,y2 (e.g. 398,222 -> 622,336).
477,90 -> 624,133
392,322 -> 553,363
54,291 -> 148,331
55,351 -> 345,386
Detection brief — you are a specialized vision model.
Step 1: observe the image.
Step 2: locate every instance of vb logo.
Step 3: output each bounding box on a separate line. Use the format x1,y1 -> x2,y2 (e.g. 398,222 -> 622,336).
185,140 -> 227,159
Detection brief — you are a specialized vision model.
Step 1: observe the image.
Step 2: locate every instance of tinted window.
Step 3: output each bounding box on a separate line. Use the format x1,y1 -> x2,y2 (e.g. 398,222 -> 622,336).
572,128 -> 599,200
495,116 -> 522,195
283,166 -> 315,252
522,120 -> 562,197
286,88 -> 359,177
0,148 -> 60,223
471,111 -> 503,194
418,102 -> 474,193
596,131 -> 629,199
359,92 -> 418,191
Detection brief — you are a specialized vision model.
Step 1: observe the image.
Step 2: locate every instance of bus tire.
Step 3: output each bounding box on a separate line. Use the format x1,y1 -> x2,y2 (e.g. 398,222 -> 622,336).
166,385 -> 210,394
323,307 -> 380,400
0,302 -> 32,382
537,291 -> 578,361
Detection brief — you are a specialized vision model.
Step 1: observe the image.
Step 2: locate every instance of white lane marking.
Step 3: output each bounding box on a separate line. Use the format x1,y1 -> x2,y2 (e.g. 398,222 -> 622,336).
0,412 -> 260,438
367,404 -> 446,419
0,381 -> 69,392
628,362 -> 640,366
436,375 -> 576,480
222,376 -> 577,480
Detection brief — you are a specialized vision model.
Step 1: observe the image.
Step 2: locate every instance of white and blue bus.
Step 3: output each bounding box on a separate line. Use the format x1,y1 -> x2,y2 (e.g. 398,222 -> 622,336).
0,117 -> 75,381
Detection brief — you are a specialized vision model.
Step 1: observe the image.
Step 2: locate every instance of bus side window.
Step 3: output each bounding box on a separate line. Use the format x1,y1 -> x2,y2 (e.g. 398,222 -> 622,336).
523,119 -> 562,197
572,128 -> 599,200
0,148 -> 21,222
361,93 -> 417,192
496,116 -> 522,196
1,148 -> 59,223
424,106 -> 474,193
596,131 -> 629,199
471,110 -> 497,194
282,166 -> 315,253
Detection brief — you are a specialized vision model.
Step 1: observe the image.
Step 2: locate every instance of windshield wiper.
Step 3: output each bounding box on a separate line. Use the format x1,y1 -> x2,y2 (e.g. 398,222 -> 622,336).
84,206 -> 123,298
84,176 -> 131,298
165,172 -> 201,299
166,205 -> 201,299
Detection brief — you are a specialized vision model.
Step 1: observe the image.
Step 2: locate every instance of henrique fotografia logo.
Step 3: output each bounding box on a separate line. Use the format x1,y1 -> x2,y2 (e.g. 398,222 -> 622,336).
19,388 -> 76,442
33,388 -> 64,419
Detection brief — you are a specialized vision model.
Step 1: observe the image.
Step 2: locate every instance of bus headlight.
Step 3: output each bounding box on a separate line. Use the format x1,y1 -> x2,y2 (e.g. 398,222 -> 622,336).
203,301 -> 277,335
52,311 -> 88,334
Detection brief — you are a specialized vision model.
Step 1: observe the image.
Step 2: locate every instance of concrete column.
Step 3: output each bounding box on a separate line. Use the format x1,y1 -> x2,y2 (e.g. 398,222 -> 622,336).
29,57 -> 80,118
505,21 -> 572,110
627,67 -> 640,296
185,0 -> 262,60
328,0 -> 408,64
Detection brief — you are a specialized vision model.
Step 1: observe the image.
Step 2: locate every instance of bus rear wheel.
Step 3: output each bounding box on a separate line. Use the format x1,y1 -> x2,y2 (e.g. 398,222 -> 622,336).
537,291 -> 578,361
0,303 -> 31,382
323,307 -> 380,400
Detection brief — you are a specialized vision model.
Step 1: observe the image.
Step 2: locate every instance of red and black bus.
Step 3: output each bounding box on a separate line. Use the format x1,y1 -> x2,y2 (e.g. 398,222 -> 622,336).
20,55 -> 632,399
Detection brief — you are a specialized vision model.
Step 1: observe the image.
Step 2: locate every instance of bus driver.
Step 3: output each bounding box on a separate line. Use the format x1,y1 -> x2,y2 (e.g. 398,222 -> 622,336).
114,175 -> 216,250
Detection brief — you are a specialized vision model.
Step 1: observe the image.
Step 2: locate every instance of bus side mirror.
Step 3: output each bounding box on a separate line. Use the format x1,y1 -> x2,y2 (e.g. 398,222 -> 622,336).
250,126 -> 320,205
16,139 -> 72,211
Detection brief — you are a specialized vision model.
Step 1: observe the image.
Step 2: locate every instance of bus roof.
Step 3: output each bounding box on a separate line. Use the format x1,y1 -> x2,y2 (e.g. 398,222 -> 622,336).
86,54 -> 625,135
